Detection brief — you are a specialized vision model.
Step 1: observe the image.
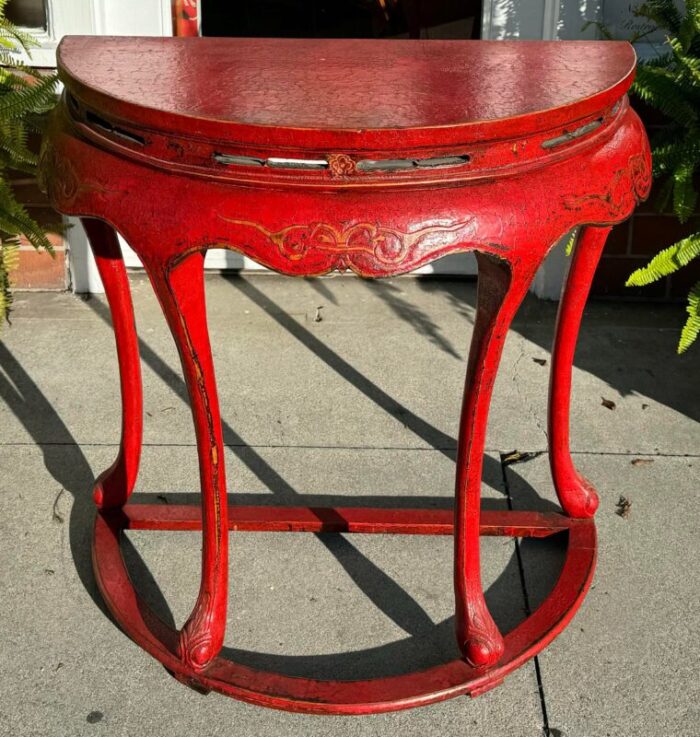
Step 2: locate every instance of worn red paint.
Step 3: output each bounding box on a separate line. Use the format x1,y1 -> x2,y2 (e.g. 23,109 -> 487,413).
118,504 -> 575,537
40,36 -> 650,713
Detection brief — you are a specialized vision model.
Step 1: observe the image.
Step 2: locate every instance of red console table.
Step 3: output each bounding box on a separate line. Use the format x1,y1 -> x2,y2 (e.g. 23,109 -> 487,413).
40,36 -> 650,714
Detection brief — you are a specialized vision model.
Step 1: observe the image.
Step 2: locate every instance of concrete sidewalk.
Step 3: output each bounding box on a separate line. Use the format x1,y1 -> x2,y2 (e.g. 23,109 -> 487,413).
0,274 -> 697,737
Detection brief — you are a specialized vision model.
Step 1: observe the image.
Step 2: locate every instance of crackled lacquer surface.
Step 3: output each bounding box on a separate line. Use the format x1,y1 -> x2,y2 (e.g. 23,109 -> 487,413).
40,36 -> 650,715
58,37 -> 635,143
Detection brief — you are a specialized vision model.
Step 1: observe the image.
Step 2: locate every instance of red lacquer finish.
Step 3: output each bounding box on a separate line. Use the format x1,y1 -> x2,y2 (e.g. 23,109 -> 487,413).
40,36 -> 650,714
118,504 -> 574,537
83,219 -> 142,510
92,507 -> 596,714
148,251 -> 229,672
549,226 -> 612,518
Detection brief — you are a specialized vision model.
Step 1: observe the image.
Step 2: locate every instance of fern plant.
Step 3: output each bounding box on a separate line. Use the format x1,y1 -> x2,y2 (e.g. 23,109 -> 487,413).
623,1 -> 700,353
0,0 -> 59,325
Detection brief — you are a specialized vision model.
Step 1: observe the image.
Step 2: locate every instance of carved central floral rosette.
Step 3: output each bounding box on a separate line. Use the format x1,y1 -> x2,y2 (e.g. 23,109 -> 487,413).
327,153 -> 357,177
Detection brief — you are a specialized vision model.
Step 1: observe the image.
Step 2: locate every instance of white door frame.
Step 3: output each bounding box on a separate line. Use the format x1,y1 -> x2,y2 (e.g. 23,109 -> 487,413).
14,1 -> 173,66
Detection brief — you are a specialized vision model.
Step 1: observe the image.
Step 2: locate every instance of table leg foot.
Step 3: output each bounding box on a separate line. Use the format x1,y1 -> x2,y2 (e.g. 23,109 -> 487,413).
462,635 -> 503,669
548,226 -> 611,518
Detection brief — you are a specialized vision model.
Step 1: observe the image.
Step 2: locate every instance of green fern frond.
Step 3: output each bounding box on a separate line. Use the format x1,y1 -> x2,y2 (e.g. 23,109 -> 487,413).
0,121 -> 38,169
633,65 -> 698,126
641,52 -> 674,68
1,235 -> 18,258
0,3 -> 60,327
0,210 -> 54,253
634,1 -> 682,34
678,280 -> 700,352
0,151 -> 37,175
0,10 -> 40,54
0,176 -> 55,253
0,27 -> 38,55
651,136 -> 700,177
678,0 -> 700,50
0,59 -> 41,81
617,0 -> 700,355
626,233 -> 700,286
687,0 -> 700,33
672,161 -> 698,222
653,174 -> 675,212
564,229 -> 578,256
0,240 -> 19,324
0,240 -> 18,269
582,20 -> 616,40
0,75 -> 58,119
675,232 -> 700,266
0,42 -> 40,83
668,35 -> 700,82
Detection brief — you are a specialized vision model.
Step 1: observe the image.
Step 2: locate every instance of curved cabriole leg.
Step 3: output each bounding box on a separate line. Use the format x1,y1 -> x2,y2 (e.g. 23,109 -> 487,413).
82,218 -> 143,510
145,250 -> 228,672
454,251 -> 532,669
548,226 -> 611,519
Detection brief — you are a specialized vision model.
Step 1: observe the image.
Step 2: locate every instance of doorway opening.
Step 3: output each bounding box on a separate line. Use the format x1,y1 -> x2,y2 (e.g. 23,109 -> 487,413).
200,1 -> 483,40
